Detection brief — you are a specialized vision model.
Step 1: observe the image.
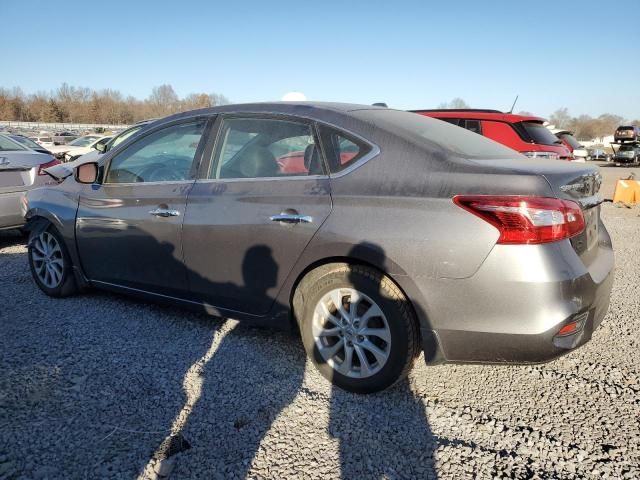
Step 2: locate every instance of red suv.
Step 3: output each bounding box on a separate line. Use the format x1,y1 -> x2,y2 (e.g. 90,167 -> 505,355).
412,109 -> 573,160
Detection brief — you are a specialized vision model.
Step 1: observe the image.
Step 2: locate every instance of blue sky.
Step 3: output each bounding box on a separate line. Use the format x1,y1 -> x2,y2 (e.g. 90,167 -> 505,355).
3,0 -> 640,119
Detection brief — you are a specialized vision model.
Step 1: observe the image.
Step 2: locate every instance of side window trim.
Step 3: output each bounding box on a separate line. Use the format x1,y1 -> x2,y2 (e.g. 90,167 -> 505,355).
102,116 -> 213,186
205,113 -> 329,181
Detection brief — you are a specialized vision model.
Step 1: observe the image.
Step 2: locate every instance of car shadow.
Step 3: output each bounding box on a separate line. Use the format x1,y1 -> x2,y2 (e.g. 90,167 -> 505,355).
0,230 -> 26,249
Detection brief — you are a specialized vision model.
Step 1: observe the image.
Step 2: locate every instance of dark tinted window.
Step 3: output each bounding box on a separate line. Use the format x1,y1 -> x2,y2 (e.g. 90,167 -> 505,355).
463,120 -> 481,134
440,118 -> 460,126
211,117 -> 324,179
558,133 -> 582,149
318,125 -> 372,174
518,121 -> 560,146
106,120 -> 205,183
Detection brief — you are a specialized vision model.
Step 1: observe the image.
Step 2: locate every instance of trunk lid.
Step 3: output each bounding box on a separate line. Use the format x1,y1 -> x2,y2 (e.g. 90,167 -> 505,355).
0,151 -> 52,194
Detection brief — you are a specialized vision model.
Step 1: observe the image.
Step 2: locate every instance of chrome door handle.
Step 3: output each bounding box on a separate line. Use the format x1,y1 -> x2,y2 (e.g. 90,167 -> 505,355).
269,213 -> 313,224
149,208 -> 181,217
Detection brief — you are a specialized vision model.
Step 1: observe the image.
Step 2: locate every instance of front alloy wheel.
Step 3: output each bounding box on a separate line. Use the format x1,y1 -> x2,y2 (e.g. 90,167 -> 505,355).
28,225 -> 77,297
31,231 -> 64,289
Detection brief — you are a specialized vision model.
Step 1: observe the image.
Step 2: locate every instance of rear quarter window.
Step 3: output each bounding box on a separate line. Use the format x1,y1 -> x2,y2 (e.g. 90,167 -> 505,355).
318,125 -> 373,173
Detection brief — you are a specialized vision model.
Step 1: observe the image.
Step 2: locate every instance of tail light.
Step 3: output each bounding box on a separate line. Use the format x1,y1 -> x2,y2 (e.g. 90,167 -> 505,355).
453,195 -> 585,245
38,158 -> 61,176
521,151 -> 559,160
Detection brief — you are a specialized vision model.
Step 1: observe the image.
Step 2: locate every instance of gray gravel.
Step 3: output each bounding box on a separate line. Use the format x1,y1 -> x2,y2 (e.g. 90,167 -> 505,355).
1,198 -> 639,479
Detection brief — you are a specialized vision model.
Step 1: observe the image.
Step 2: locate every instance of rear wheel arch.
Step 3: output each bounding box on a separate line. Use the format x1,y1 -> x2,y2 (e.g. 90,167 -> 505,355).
290,257 -> 424,342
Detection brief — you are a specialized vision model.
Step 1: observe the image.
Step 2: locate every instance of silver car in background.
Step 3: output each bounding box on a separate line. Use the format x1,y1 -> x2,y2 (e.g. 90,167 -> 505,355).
0,135 -> 58,230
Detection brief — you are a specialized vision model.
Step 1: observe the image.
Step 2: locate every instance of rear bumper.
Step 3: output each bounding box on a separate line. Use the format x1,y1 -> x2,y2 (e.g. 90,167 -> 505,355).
418,223 -> 615,365
0,191 -> 26,229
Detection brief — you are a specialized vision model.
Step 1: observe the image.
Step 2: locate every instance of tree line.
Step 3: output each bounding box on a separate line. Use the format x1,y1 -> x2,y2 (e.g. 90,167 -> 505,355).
0,84 -> 229,125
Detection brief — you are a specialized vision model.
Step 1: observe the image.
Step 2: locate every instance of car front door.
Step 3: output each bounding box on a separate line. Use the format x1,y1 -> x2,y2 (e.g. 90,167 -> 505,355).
182,115 -> 332,316
76,117 -> 210,297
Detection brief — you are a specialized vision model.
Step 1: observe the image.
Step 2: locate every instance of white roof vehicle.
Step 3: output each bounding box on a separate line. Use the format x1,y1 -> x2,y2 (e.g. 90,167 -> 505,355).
48,135 -> 112,162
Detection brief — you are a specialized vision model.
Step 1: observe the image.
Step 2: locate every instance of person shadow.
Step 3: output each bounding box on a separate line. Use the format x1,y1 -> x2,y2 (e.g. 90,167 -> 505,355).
139,242 -> 307,479
326,243 -> 439,479
135,238 -> 438,479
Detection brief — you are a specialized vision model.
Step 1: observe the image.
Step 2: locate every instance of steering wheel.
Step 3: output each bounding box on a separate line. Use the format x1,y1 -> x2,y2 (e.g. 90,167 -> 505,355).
145,165 -> 183,182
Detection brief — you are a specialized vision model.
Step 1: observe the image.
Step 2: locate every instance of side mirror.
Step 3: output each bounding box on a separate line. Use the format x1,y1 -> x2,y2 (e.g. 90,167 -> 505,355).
95,141 -> 108,153
74,162 -> 99,184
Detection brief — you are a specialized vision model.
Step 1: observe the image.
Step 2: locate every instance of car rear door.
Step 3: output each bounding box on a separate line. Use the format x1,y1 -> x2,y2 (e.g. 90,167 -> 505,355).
181,114 -> 332,316
75,117 -> 210,297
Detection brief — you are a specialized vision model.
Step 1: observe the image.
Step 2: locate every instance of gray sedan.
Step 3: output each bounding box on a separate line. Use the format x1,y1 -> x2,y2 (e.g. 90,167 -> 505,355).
23,102 -> 614,393
0,135 -> 57,230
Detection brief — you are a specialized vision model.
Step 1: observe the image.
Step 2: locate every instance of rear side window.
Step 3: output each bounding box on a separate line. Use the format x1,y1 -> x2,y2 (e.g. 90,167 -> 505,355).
318,125 -> 372,174
210,117 -> 325,179
463,120 -> 481,134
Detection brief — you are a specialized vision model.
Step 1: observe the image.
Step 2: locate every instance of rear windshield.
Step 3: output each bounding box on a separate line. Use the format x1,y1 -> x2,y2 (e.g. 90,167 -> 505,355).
619,145 -> 634,151
11,135 -> 43,150
617,126 -> 635,131
0,135 -> 28,152
519,122 -> 560,146
558,133 -> 582,149
352,109 -> 520,159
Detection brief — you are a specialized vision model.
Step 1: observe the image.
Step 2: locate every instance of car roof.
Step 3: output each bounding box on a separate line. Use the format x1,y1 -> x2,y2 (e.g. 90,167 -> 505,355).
160,101 -> 388,122
410,108 -> 547,124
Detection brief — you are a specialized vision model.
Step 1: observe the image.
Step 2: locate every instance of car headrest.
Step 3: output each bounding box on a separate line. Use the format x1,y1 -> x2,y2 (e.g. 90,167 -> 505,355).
240,146 -> 279,178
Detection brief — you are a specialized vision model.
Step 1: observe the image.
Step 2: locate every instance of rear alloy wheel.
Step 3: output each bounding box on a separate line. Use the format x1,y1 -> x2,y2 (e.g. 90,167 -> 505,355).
312,288 -> 392,379
299,264 -> 420,393
28,226 -> 77,297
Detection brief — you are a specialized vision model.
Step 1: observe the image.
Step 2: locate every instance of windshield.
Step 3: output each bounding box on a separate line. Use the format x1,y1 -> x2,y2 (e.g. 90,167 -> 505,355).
10,135 -> 44,150
558,133 -> 583,150
68,136 -> 100,147
519,122 -> 561,146
111,126 -> 142,148
0,135 -> 28,152
619,146 -> 634,152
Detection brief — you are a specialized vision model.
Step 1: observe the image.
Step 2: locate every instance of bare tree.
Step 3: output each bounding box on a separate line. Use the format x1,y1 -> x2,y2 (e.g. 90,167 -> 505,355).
0,84 -> 231,124
437,97 -> 470,109
550,108 -> 571,128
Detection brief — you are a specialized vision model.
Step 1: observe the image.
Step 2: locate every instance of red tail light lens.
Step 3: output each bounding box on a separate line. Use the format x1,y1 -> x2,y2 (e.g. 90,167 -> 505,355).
37,158 -> 60,176
453,195 -> 585,244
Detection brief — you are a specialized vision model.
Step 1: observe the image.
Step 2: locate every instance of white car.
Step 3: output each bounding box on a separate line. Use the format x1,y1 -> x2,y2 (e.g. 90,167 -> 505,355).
32,135 -> 55,148
49,135 -> 112,162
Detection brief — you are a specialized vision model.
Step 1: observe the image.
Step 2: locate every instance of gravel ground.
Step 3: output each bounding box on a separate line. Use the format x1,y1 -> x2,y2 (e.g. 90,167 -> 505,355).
1,173 -> 639,479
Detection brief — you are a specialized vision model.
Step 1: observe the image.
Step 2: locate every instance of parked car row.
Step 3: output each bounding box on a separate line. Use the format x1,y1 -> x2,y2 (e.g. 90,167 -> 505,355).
10,102 -> 613,394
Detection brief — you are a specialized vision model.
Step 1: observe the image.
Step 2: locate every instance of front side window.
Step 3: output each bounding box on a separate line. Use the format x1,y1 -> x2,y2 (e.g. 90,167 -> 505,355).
211,117 -> 324,179
106,120 -> 205,184
318,125 -> 372,174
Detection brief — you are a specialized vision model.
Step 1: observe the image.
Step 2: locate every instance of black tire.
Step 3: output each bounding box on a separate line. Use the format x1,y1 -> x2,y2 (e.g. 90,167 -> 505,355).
28,225 -> 78,297
298,264 -> 420,394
